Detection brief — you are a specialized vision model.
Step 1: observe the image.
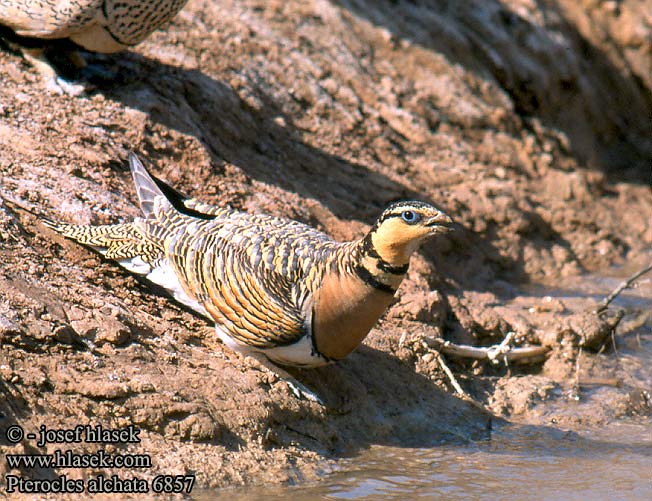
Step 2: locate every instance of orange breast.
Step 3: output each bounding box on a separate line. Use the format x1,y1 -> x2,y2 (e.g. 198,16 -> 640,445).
311,271 -> 395,360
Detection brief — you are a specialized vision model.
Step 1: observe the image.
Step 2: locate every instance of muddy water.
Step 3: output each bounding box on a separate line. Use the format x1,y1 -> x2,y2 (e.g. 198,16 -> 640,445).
215,271 -> 652,499
211,415 -> 652,499
218,421 -> 652,499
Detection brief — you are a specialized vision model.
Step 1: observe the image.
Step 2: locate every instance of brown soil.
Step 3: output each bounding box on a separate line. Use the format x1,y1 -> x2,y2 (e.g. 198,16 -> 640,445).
1,0 -> 651,493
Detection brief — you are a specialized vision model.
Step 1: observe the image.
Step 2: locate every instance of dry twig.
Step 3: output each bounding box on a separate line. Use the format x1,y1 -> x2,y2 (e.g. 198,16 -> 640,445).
486,331 -> 515,365
573,346 -> 582,394
434,351 -> 466,396
424,336 -> 549,363
434,351 -> 488,411
595,262 -> 652,313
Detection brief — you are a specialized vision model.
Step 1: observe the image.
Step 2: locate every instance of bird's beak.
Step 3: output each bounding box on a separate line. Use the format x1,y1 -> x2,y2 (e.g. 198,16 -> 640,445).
425,211 -> 454,233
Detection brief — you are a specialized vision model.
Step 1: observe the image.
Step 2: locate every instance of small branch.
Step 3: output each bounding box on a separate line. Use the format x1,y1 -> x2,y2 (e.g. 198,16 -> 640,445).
434,352 -> 488,412
595,262 -> 652,313
435,352 -> 466,396
577,377 -> 622,388
424,337 -> 549,363
486,331 -> 515,365
573,346 -> 582,393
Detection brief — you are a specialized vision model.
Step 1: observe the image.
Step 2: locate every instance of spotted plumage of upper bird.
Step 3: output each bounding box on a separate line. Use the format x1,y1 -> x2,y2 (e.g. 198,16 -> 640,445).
43,154 -> 453,399
0,0 -> 188,93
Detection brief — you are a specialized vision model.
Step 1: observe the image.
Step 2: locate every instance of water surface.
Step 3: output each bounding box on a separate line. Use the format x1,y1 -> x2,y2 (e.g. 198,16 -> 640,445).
215,419 -> 652,500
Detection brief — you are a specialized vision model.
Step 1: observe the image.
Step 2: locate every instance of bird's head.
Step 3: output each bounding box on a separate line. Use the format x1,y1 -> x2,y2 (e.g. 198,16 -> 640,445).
366,201 -> 453,265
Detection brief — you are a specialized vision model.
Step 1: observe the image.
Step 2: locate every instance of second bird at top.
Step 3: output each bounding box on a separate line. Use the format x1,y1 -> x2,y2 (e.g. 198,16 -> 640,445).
0,0 -> 189,93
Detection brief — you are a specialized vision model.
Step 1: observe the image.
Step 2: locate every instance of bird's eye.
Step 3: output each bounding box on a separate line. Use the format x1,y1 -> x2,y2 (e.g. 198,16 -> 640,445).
401,210 -> 420,224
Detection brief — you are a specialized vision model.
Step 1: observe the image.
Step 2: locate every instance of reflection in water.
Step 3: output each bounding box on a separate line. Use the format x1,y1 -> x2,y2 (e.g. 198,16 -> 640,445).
520,264 -> 652,310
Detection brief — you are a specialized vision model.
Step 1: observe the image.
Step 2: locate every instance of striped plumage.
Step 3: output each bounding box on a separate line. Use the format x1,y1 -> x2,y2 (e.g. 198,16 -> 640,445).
43,154 -> 453,398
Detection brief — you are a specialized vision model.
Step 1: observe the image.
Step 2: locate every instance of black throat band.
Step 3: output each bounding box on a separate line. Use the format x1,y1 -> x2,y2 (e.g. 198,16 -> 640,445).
354,265 -> 397,295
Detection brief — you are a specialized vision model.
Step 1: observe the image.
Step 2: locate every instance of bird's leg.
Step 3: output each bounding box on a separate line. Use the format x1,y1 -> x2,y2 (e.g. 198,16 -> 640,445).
22,47 -> 87,95
246,353 -> 324,405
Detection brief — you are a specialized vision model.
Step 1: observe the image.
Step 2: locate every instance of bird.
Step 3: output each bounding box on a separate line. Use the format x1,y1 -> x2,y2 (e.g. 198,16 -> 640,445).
0,0 -> 188,94
42,153 -> 454,402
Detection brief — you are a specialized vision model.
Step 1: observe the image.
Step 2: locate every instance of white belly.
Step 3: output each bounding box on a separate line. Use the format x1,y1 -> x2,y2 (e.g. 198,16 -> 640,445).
134,258 -> 210,320
262,335 -> 331,368
214,326 -> 330,368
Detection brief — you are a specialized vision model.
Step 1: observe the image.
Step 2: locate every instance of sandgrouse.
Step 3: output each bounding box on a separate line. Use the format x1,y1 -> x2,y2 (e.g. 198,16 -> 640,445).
0,0 -> 188,93
43,154 -> 453,401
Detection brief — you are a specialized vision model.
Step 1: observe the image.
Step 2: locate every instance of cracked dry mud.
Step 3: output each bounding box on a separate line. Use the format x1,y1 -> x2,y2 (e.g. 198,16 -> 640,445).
1,0 -> 651,492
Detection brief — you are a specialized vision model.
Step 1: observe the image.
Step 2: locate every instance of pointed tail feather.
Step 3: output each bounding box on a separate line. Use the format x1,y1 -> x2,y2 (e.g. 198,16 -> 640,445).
41,218 -> 90,241
41,217 -> 113,253
129,153 -> 167,218
129,152 -> 218,221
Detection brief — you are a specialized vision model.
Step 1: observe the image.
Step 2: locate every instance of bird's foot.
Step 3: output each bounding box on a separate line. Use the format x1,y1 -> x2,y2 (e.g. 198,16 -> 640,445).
46,76 -> 88,96
23,46 -> 116,95
284,379 -> 324,405
247,353 -> 324,405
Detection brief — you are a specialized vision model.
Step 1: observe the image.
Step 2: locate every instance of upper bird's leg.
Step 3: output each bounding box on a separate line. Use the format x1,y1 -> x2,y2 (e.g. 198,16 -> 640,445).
246,352 -> 324,405
22,47 -> 88,96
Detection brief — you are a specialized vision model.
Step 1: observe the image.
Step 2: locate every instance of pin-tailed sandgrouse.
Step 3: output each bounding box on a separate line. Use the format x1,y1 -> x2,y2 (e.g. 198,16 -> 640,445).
43,154 -> 454,401
0,0 -> 188,93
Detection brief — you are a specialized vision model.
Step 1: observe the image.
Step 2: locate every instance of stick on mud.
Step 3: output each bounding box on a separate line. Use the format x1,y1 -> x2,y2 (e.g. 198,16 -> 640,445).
425,337 -> 549,363
595,262 -> 652,313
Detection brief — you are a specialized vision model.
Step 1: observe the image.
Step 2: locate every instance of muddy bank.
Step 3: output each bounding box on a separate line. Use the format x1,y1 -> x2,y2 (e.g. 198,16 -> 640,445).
0,0 -> 651,492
